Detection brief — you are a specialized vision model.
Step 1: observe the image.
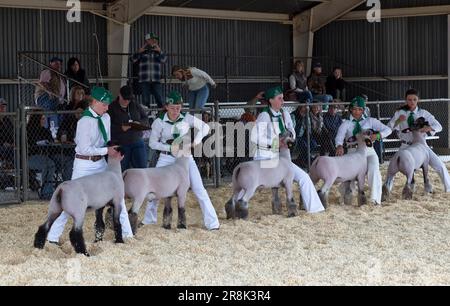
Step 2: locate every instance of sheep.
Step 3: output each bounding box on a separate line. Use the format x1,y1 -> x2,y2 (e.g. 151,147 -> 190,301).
309,132 -> 371,208
224,132 -> 297,219
34,147 -> 125,256
123,141 -> 192,234
382,117 -> 432,201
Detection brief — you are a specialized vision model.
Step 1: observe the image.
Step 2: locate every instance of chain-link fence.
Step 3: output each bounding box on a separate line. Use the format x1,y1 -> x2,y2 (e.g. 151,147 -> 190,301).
0,111 -> 20,204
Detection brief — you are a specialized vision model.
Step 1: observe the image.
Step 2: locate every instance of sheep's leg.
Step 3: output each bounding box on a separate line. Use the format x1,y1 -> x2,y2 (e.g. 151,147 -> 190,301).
128,195 -> 146,235
162,197 -> 173,229
423,164 -> 433,193
357,174 -> 367,207
285,181 -> 298,217
318,179 -> 334,209
94,206 -> 106,243
237,186 -> 257,220
70,213 -> 89,256
339,181 -> 353,205
177,192 -> 187,229
271,187 -> 282,215
112,199 -> 124,244
402,170 -> 415,200
34,210 -> 63,249
225,197 -> 235,219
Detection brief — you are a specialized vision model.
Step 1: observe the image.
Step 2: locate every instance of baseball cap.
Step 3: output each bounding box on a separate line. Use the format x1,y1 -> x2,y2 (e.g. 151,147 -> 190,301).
144,33 -> 159,40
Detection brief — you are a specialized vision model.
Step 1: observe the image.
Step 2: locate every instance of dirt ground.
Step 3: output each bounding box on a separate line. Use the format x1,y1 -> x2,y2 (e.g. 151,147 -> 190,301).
0,164 -> 449,285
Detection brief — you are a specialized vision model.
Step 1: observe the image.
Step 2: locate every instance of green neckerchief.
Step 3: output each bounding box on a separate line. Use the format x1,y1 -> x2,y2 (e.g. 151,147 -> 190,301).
262,107 -> 286,135
352,117 -> 363,136
163,112 -> 186,140
82,108 -> 108,144
407,111 -> 415,127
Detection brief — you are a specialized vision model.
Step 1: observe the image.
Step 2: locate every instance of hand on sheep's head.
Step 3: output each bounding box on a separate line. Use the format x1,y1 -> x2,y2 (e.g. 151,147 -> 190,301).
107,145 -> 125,161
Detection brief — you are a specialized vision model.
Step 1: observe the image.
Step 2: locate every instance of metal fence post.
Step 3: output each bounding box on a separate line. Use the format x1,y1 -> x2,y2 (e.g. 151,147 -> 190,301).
20,106 -> 28,202
306,104 -> 312,171
213,100 -> 221,188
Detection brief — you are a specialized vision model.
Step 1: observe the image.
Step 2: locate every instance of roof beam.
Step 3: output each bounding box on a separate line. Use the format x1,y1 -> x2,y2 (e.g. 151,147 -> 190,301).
109,0 -> 165,24
340,5 -> 450,20
0,0 -> 104,12
308,0 -> 366,32
145,6 -> 291,24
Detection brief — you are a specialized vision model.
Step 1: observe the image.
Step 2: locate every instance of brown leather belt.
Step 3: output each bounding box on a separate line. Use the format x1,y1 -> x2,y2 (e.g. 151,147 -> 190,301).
75,154 -> 104,162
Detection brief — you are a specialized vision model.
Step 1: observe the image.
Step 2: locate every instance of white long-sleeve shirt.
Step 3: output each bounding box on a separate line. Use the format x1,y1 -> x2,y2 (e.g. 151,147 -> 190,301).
388,107 -> 442,144
150,112 -> 210,152
185,67 -> 216,91
74,107 -> 110,156
335,115 -> 392,146
251,107 -> 295,160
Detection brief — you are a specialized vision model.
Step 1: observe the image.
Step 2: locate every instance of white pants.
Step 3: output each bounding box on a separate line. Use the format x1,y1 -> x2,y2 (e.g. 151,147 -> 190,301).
399,143 -> 450,192
142,154 -> 220,230
47,158 -> 133,242
253,155 -> 325,213
348,147 -> 382,204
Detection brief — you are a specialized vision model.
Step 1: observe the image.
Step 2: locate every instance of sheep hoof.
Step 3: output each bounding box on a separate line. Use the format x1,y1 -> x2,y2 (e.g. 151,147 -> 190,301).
425,183 -> 433,194
163,224 -> 171,230
225,199 -> 235,219
115,238 -> 124,244
83,252 -> 90,257
402,186 -> 413,200
381,185 -> 390,202
177,223 -> 187,229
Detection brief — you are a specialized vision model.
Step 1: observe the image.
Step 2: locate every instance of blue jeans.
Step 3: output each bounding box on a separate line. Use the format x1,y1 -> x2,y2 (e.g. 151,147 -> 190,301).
28,154 -> 56,199
36,93 -> 60,129
313,94 -> 333,110
120,139 -> 148,171
188,85 -> 209,110
140,82 -> 164,108
297,90 -> 313,103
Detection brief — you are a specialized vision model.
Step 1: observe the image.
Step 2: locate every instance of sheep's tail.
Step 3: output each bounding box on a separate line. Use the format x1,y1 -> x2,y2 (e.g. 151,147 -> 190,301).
231,165 -> 241,189
49,184 -> 64,212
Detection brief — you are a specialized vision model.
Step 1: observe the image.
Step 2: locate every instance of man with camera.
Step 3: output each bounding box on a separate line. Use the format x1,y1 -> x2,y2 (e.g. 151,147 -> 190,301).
132,33 -> 167,109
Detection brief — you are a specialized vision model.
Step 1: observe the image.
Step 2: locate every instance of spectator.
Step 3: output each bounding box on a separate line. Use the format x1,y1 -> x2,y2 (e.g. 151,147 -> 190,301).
65,57 -> 90,94
307,62 -> 333,110
323,101 -> 343,143
108,85 -> 148,171
288,60 -> 313,103
132,33 -> 167,109
35,57 -> 66,129
326,67 -> 346,101
310,103 -> 335,156
172,65 -> 216,111
0,98 -> 14,166
27,113 -> 57,200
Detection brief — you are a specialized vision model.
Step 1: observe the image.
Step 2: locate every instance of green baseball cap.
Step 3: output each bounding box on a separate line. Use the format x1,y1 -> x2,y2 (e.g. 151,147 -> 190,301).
350,96 -> 366,109
166,91 -> 183,105
265,86 -> 283,100
145,33 -> 159,40
91,86 -> 113,105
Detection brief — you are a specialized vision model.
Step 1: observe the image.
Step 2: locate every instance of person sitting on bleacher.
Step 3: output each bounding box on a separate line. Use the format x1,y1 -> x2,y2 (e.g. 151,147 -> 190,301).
288,60 -> 313,103
307,62 -> 333,110
0,99 -> 14,167
387,88 -> 450,192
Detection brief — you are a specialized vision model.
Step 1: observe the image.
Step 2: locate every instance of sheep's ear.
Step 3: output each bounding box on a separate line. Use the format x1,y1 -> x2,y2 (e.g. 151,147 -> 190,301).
365,138 -> 373,147
114,146 -> 125,156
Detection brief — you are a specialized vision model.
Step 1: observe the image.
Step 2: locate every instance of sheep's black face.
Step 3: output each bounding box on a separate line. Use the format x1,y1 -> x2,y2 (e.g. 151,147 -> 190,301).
114,146 -> 125,156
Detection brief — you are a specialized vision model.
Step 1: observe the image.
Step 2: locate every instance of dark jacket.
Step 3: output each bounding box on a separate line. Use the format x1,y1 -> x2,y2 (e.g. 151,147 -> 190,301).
0,116 -> 14,145
108,98 -> 148,145
65,68 -> 90,94
325,75 -> 346,99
